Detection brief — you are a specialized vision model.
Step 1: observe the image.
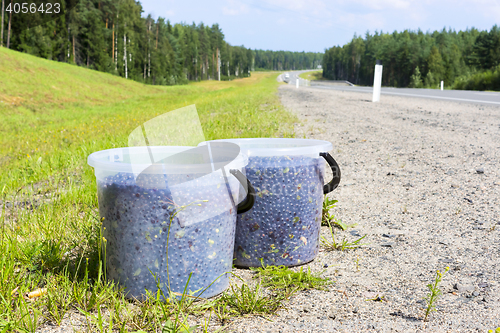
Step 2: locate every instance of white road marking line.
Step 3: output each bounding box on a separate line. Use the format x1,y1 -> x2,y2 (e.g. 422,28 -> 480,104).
475,92 -> 500,96
378,91 -> 500,105
312,86 -> 500,105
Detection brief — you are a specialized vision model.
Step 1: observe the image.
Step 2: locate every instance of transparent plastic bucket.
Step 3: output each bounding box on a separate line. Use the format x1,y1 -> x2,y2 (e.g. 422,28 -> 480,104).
201,138 -> 341,267
87,144 -> 253,298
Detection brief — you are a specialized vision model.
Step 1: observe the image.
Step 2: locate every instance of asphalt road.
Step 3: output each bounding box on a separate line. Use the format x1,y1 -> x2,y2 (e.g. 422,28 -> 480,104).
280,70 -> 500,106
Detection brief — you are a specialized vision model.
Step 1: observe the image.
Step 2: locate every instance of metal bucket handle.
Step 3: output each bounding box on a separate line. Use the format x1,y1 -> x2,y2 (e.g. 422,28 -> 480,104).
320,152 -> 341,194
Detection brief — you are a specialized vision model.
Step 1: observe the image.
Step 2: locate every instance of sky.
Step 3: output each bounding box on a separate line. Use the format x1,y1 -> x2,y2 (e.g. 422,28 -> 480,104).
138,0 -> 500,53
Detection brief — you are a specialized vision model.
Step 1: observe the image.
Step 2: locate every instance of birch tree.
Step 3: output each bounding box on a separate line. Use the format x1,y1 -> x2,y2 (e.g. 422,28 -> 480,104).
1,0 -> 4,47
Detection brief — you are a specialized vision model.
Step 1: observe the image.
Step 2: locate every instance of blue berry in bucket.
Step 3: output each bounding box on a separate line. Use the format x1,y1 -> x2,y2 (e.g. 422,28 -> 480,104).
234,155 -> 324,267
98,172 -> 236,299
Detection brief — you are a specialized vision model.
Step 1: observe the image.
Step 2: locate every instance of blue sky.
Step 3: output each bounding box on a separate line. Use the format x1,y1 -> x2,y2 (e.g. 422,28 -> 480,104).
138,0 -> 500,53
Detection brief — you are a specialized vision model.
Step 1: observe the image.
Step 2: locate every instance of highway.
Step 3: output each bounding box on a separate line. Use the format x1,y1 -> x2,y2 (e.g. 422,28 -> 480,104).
280,70 -> 500,106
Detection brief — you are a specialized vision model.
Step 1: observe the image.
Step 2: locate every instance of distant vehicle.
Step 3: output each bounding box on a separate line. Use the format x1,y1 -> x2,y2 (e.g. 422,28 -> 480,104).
284,73 -> 289,79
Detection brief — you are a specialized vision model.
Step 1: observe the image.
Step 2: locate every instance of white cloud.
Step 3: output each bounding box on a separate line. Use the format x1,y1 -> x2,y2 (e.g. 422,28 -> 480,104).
165,10 -> 175,17
222,0 -> 249,15
462,0 -> 500,20
337,12 -> 386,31
277,17 -> 287,25
257,0 -> 331,18
263,0 -> 308,11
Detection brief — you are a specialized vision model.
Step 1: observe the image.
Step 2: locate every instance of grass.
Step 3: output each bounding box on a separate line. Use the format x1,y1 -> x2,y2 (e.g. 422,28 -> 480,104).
423,267 -> 449,322
298,70 -> 323,81
321,195 -> 366,251
210,264 -> 332,321
251,264 -> 332,294
0,47 -> 301,332
322,195 -> 356,230
320,222 -> 367,251
214,280 -> 285,318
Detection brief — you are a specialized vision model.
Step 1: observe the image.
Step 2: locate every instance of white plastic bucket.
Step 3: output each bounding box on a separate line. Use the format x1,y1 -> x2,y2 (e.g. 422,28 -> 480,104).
88,144 -> 253,298
201,138 -> 341,267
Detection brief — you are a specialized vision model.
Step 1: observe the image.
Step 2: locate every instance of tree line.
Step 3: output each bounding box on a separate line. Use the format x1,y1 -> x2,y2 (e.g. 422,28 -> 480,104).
322,26 -> 500,90
253,50 -> 322,71
0,0 -> 322,85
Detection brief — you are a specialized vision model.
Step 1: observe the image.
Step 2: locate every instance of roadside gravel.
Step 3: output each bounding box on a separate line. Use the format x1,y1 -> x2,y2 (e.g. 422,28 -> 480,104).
223,84 -> 500,332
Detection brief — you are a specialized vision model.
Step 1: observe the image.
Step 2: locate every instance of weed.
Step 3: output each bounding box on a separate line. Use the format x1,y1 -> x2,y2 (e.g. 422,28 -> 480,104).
423,266 -> 449,321
355,256 -> 360,271
365,294 -> 385,302
322,196 -> 355,230
43,274 -> 73,326
251,264 -> 331,294
215,279 -> 284,317
213,302 -> 233,324
321,222 -> 366,251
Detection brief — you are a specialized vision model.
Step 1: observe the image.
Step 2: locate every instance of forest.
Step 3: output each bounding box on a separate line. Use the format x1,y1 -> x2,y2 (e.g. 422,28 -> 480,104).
322,26 -> 500,90
0,0 -> 322,85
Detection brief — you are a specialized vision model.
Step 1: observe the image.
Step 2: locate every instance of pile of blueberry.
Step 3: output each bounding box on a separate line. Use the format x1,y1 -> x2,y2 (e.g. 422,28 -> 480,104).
234,155 -> 325,267
97,172 -> 237,299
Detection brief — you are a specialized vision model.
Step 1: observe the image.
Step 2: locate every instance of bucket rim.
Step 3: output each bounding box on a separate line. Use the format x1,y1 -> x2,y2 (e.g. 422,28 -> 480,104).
87,146 -> 248,174
201,138 -> 333,157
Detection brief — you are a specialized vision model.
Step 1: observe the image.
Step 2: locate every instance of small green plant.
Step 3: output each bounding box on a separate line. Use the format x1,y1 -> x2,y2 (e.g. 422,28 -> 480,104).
215,279 -> 285,317
321,222 -> 366,251
251,264 -> 332,294
322,196 -> 355,230
487,328 -> 500,333
213,302 -> 233,324
423,266 -> 449,321
44,274 -> 74,326
365,294 -> 385,302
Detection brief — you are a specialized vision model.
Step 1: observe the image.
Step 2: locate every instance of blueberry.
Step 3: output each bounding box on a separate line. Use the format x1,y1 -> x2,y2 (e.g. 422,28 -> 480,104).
97,172 -> 237,299
234,155 -> 324,267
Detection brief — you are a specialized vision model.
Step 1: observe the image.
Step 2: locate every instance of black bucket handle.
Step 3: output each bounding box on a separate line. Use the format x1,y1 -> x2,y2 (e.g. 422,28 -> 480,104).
320,152 -> 341,194
229,169 -> 255,214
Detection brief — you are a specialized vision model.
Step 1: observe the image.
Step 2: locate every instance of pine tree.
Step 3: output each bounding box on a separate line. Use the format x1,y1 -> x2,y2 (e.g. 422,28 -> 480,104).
409,66 -> 422,88
427,46 -> 444,83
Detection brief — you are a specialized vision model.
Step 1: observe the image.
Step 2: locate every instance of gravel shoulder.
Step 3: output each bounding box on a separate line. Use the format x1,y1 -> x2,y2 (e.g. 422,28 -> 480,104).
225,85 -> 500,332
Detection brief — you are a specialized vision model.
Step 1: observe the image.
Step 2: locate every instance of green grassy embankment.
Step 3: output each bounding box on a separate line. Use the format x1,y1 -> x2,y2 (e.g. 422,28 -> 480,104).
298,70 -> 323,81
0,47 -> 297,332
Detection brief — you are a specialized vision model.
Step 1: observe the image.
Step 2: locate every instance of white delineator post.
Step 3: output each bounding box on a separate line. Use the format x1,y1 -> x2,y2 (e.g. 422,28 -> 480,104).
372,60 -> 383,102
441,81 -> 444,91
296,78 -> 299,88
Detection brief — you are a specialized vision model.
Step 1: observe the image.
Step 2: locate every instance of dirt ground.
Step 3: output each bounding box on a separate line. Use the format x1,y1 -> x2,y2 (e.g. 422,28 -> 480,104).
224,85 -> 500,332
